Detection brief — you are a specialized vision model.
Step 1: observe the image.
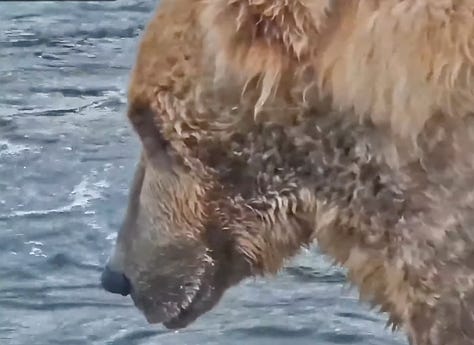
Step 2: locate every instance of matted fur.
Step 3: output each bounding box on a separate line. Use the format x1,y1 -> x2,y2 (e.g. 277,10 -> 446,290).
200,0 -> 332,113
200,0 -> 474,143
121,0 -> 474,344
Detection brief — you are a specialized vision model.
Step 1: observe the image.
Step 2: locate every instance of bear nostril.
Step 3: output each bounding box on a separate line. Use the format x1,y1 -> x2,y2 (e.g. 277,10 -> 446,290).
100,265 -> 131,297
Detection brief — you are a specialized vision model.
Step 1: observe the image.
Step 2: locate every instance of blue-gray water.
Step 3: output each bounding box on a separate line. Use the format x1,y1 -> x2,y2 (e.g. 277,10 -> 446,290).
0,1 -> 406,344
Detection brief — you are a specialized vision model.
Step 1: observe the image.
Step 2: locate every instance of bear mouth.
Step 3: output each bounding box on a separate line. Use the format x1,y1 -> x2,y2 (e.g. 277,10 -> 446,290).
130,270 -> 224,330
130,284 -> 215,329
161,281 -> 214,329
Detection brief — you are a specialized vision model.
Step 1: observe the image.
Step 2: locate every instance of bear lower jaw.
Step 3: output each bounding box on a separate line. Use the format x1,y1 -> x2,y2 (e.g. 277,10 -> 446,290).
132,290 -> 203,328
162,281 -> 218,330
130,277 -> 219,329
161,304 -> 197,329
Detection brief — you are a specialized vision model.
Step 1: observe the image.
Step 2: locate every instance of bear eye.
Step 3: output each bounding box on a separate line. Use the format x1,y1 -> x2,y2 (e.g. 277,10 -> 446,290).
128,105 -> 173,171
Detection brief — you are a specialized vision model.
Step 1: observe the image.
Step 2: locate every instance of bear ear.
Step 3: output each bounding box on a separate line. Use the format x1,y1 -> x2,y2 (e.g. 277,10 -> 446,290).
127,103 -> 174,170
200,0 -> 332,110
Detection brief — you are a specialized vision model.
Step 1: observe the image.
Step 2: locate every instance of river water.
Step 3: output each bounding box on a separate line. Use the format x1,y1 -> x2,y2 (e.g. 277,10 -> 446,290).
0,1 -> 406,344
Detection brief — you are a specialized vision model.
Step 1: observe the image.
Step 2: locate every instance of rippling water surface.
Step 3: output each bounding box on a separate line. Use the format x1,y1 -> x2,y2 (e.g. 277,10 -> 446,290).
0,1 -> 407,344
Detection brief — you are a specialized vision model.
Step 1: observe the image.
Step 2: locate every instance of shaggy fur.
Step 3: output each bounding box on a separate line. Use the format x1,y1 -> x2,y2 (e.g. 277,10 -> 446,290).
110,1 -> 474,344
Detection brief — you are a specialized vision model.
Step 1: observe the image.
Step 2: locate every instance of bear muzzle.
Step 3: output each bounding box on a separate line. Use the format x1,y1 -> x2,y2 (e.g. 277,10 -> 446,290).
100,265 -> 132,297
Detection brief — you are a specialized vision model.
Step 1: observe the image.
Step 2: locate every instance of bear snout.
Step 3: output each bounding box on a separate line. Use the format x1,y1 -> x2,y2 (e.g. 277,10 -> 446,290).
100,265 -> 132,297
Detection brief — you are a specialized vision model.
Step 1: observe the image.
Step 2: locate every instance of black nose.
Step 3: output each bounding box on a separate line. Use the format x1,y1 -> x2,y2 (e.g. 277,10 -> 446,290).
100,266 -> 131,296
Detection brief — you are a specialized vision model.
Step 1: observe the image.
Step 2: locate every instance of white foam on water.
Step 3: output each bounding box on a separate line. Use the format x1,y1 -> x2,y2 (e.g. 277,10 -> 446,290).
1,175 -> 110,219
25,240 -> 44,246
0,139 -> 34,157
28,246 -> 47,258
24,240 -> 47,258
69,178 -> 109,209
4,175 -> 112,259
106,232 -> 117,242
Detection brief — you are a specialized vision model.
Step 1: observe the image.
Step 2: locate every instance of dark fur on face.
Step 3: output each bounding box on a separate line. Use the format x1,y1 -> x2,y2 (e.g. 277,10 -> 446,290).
105,103 -> 252,329
101,0 -> 474,343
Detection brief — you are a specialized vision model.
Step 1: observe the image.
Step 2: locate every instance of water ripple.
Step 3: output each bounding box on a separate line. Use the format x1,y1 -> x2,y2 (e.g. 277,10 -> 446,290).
108,330 -> 165,345
0,284 -> 100,295
0,301 -> 130,311
229,326 -> 315,338
285,266 -> 346,283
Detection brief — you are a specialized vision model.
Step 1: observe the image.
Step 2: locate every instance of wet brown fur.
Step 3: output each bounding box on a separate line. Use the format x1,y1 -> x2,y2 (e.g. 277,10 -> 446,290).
125,1 -> 474,344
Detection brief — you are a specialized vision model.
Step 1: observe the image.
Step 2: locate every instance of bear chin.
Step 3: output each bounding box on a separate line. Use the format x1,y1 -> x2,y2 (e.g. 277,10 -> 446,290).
128,259 -> 227,330
131,287 -> 214,329
161,282 -> 218,330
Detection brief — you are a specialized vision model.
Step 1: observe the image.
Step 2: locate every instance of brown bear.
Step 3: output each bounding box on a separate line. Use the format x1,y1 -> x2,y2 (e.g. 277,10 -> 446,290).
100,1 -> 474,344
